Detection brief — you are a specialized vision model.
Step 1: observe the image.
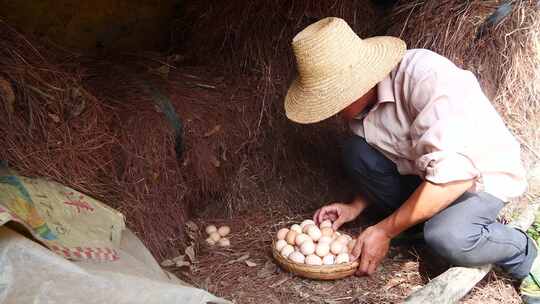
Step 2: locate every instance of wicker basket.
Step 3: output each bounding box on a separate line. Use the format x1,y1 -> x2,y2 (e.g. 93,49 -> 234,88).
272,239 -> 359,280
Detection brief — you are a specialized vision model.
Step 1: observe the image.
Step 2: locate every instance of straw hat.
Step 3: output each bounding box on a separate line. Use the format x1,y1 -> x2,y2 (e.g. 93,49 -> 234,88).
285,17 -> 406,124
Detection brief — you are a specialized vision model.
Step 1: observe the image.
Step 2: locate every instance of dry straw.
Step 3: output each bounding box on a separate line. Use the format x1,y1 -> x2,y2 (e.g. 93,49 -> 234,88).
386,0 -> 540,165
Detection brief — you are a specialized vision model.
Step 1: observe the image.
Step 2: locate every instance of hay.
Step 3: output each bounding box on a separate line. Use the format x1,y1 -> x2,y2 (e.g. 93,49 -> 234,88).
387,0 -> 540,166
180,0 -> 382,135
0,23 -> 190,258
0,21 -> 118,202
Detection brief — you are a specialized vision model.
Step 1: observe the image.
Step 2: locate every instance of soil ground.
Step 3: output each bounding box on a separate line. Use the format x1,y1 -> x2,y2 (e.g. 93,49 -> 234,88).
171,208 -> 522,303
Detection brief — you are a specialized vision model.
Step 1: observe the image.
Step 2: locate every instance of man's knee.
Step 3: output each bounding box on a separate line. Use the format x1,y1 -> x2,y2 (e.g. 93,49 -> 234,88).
424,219 -> 486,266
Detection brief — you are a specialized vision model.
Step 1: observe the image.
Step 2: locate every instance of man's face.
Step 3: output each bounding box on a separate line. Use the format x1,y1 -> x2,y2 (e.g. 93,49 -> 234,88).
339,86 -> 377,122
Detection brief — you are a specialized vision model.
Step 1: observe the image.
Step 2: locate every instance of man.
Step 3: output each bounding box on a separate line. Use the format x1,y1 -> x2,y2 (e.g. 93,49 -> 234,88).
284,17 -> 539,301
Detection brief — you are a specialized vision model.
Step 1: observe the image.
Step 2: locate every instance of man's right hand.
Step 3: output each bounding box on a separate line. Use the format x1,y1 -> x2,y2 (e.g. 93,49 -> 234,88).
313,200 -> 366,230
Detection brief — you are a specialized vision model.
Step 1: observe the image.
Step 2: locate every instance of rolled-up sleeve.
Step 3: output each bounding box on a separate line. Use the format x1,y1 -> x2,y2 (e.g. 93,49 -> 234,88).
408,68 -> 481,185
416,151 -> 479,184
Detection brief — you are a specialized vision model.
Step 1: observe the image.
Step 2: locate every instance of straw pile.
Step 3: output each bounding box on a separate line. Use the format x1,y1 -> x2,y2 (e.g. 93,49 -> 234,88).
0,21 -> 118,202
0,22 -> 190,258
181,0 -> 382,129
386,0 -> 540,165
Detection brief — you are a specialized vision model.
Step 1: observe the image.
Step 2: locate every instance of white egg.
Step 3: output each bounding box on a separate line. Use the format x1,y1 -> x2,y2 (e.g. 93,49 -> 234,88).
347,239 -> 356,252
300,219 -> 315,229
205,225 -> 217,235
290,224 -> 302,234
280,244 -> 294,258
318,236 -> 333,244
218,226 -> 231,237
306,225 -> 322,241
285,230 -> 298,245
305,254 -> 323,266
336,235 -> 350,244
275,239 -> 288,251
288,251 -> 306,264
315,242 -> 330,257
209,232 -> 221,242
330,240 -> 344,255
320,220 -> 332,229
336,253 -> 350,264
277,228 -> 289,240
302,224 -> 316,234
295,233 -> 311,246
218,238 -> 230,247
206,237 -> 216,246
322,254 -> 335,265
300,240 -> 315,255
321,227 -> 334,237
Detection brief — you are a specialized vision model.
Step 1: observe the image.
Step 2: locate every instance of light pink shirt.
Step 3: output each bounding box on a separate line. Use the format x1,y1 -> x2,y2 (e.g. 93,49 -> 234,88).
350,49 -> 527,202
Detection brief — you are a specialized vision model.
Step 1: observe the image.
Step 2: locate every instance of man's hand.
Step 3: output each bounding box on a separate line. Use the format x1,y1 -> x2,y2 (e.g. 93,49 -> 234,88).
313,201 -> 365,230
350,225 -> 391,276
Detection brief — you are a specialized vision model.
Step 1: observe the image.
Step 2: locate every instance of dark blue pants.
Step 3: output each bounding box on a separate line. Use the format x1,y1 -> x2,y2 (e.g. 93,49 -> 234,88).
342,135 -> 536,279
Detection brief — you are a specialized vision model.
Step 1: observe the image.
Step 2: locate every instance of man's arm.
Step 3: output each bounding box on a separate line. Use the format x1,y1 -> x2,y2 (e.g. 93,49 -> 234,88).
376,179 -> 474,238
352,179 -> 474,275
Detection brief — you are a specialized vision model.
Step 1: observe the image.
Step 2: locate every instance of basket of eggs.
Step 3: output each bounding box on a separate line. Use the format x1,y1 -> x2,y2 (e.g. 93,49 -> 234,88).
272,219 -> 359,280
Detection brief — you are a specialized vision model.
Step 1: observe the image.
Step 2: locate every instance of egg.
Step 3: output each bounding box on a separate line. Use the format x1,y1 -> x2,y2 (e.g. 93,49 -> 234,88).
206,237 -> 216,246
290,224 -> 302,234
209,232 -> 221,242
336,253 -> 350,264
218,238 -> 230,247
300,240 -> 315,255
330,240 -> 344,255
336,235 -> 350,244
218,226 -> 231,237
302,224 -> 316,234
277,228 -> 289,240
315,242 -> 330,257
295,233 -> 311,246
347,239 -> 356,252
300,219 -> 315,229
306,225 -> 322,241
275,239 -> 288,251
280,244 -> 294,258
305,254 -> 323,266
285,230 -> 298,245
321,227 -> 334,237
320,220 -> 333,229
332,231 -> 341,240
318,236 -> 333,244
206,225 -> 217,235
322,254 -> 335,265
288,251 -> 306,264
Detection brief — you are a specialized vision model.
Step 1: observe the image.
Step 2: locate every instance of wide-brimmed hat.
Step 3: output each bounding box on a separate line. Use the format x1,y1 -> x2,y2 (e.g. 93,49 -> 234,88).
285,17 -> 406,124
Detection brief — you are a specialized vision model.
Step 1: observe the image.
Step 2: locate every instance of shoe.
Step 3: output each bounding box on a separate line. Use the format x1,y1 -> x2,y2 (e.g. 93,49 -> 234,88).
521,230 -> 540,303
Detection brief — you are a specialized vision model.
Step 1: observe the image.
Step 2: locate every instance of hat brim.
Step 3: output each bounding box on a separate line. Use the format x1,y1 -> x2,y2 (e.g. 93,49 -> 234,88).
285,36 -> 406,124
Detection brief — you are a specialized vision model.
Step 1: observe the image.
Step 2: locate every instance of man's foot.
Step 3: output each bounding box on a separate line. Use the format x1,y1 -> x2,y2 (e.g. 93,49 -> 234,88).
521,228 -> 540,303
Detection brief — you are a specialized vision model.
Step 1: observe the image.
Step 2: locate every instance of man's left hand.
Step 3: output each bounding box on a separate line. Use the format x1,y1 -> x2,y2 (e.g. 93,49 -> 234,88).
351,225 -> 391,276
